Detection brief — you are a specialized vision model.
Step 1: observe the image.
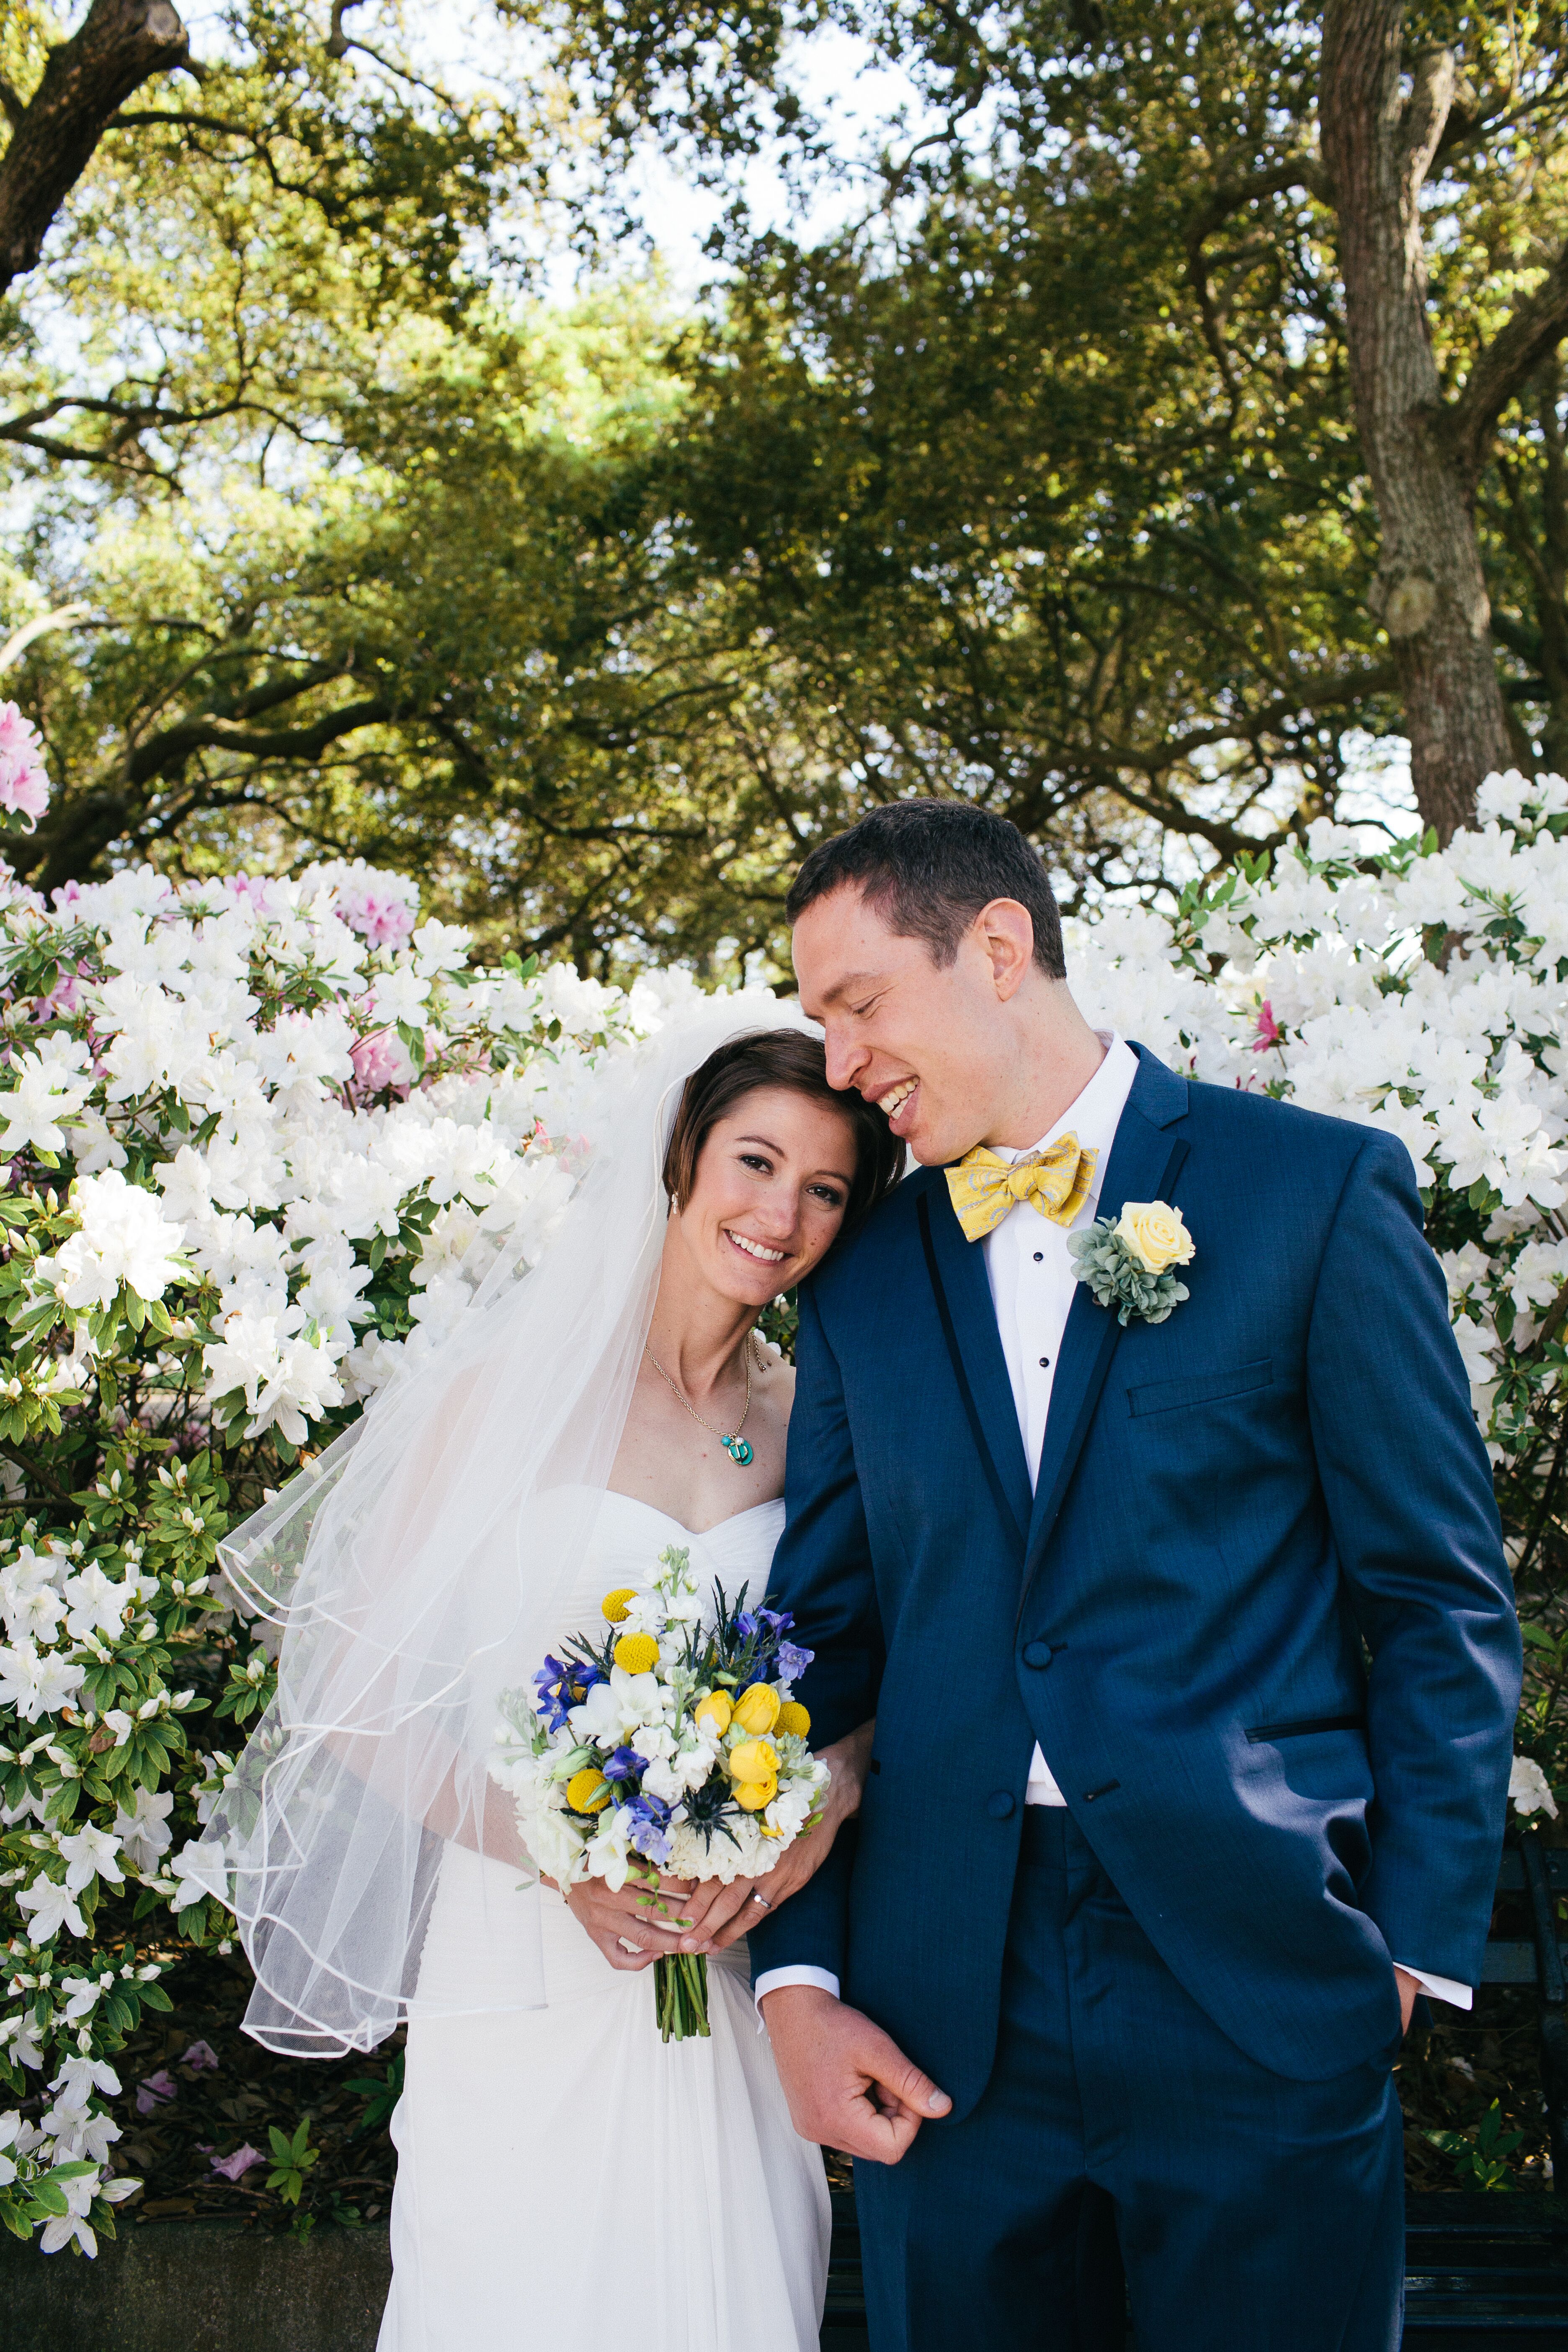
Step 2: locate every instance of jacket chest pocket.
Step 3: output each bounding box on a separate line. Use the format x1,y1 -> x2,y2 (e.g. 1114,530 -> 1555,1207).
1124,1357 -> 1273,1419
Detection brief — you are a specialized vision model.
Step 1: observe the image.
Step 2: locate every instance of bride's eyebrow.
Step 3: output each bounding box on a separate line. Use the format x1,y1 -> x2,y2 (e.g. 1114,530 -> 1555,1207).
733,1130 -> 850,1179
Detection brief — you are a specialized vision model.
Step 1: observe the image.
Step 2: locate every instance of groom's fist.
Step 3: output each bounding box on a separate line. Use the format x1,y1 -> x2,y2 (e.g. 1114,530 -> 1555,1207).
760,1985 -> 952,2164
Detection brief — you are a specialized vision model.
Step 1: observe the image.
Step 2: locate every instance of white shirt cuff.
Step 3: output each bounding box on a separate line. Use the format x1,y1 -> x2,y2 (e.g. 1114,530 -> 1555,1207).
1396,1962 -> 1472,2011
754,1964 -> 840,2010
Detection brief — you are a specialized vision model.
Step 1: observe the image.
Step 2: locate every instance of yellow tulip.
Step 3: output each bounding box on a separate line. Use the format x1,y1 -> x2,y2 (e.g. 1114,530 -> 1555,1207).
775,1701 -> 810,1739
614,1632 -> 660,1675
601,1587 -> 637,1624
735,1774 -> 778,1813
732,1682 -> 781,1736
728,1738 -> 780,1786
695,1690 -> 733,1737
565,1767 -> 611,1815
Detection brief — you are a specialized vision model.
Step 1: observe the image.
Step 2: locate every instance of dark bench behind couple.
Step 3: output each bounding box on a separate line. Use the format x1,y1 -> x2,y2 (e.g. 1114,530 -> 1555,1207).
818,1825 -> 1568,2348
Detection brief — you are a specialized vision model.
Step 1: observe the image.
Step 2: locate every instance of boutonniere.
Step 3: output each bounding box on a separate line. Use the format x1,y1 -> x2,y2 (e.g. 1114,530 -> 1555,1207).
1068,1200 -> 1194,1327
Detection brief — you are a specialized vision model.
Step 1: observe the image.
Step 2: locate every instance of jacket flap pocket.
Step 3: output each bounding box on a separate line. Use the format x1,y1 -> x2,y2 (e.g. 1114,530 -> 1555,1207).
1245,1712 -> 1366,1744
1126,1357 -> 1272,1419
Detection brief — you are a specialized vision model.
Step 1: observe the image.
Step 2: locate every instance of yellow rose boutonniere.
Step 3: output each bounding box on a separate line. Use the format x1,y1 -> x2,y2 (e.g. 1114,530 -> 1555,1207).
1068,1199 -> 1194,1327
1114,1201 -> 1195,1276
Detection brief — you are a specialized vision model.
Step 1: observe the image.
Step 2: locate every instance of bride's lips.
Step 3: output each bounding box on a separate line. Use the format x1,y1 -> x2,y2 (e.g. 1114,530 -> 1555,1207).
723,1227 -> 788,1269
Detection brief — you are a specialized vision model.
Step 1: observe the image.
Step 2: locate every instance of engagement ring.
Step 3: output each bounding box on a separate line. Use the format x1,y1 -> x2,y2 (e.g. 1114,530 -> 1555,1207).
750,1892 -> 772,1910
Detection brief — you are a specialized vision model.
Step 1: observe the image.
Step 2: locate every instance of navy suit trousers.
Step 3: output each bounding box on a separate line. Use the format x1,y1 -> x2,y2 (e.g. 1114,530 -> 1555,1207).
854,1811 -> 1405,2352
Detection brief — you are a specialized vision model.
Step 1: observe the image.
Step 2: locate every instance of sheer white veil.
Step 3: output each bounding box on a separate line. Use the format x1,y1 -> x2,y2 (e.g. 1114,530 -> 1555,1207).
199,989 -> 809,2055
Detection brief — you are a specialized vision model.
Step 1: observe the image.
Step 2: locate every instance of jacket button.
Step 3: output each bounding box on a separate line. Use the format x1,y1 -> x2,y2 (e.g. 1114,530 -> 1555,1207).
986,1791 -> 1015,1820
1021,1640 -> 1052,1669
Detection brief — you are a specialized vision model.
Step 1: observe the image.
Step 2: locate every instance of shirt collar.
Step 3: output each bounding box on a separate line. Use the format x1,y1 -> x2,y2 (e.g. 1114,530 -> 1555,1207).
991,1032 -> 1139,1176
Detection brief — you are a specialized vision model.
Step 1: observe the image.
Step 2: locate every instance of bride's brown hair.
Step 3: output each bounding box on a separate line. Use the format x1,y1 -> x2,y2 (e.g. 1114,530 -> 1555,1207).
662,1029 -> 904,1228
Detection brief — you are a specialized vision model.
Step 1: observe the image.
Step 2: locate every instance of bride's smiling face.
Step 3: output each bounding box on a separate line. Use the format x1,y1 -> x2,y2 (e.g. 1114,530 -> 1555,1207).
673,1084 -> 859,1305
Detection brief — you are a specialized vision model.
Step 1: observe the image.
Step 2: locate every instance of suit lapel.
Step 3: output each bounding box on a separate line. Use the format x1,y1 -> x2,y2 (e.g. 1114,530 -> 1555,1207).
1020,1049 -> 1190,1609
918,1182 -> 1033,1549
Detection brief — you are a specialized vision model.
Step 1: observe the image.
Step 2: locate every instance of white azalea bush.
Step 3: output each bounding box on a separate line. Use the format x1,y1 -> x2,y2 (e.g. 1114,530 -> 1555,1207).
1069,768 -> 1568,1838
0,828 -> 686,2251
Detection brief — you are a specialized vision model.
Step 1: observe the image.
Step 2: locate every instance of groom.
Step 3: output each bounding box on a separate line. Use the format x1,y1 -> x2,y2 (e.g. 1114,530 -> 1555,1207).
747,802 -> 1521,2349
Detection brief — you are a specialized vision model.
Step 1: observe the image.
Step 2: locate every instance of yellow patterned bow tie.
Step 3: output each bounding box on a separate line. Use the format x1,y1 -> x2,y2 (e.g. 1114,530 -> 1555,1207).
945,1135 -> 1098,1242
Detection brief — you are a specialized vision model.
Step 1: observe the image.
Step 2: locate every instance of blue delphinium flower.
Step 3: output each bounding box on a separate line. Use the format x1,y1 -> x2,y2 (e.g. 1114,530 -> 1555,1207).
623,1790 -> 673,1865
777,1640 -> 813,1683
532,1655 -> 575,1734
602,1744 -> 645,1783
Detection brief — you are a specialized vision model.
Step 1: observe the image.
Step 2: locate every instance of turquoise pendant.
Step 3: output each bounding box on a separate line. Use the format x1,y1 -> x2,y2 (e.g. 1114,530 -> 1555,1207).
723,1435 -> 754,1466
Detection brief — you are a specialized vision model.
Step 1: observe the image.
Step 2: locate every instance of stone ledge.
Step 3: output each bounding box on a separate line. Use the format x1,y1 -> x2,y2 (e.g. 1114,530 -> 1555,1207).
0,2216 -> 392,2352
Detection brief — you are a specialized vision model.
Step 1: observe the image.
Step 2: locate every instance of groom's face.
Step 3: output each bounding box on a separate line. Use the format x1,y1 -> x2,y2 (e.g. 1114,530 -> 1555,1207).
792,884 -> 1012,1166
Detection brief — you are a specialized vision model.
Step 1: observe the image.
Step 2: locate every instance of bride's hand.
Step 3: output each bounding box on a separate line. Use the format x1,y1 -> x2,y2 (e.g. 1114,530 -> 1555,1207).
681,1718 -> 875,1956
560,1865 -> 700,1972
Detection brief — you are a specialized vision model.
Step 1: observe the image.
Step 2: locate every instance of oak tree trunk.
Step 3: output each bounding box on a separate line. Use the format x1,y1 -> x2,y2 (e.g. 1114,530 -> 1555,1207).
1320,0 -> 1513,839
0,0 -> 189,297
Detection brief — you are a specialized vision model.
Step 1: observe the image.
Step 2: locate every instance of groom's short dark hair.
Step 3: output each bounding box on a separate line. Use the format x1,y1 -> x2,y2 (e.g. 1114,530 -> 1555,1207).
784,801 -> 1066,979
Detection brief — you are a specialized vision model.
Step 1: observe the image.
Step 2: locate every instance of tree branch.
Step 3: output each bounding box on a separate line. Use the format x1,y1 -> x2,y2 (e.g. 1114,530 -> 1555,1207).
1444,241 -> 1568,488
0,0 -> 193,297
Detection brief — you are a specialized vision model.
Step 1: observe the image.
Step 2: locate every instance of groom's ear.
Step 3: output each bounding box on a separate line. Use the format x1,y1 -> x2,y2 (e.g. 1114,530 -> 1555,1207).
972,899 -> 1037,1002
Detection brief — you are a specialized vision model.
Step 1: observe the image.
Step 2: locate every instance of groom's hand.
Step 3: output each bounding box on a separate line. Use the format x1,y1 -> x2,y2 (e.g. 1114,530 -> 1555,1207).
761,1985 -> 952,2164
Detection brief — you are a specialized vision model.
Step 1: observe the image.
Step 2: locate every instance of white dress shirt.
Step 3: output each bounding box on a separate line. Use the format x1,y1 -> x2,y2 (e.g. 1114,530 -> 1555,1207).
755,1034 -> 1470,2010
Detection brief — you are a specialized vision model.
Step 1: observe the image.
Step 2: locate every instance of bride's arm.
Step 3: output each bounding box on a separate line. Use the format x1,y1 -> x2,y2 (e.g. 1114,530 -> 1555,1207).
673,1717 -> 875,1956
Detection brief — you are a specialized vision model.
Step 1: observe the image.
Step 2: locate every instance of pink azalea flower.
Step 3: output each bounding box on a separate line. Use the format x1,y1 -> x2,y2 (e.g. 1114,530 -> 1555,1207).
350,1028 -> 413,1099
135,2066 -> 178,2115
1251,998 -> 1282,1052
180,2039 -> 220,2072
0,701 -> 51,826
210,2143 -> 263,2182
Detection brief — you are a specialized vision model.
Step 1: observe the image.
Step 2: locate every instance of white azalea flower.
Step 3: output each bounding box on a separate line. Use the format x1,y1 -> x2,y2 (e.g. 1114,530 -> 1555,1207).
51,1169 -> 186,1310
56,1823 -> 124,1894
17,1875 -> 88,1942
112,1787 -> 174,1875
1509,1754 -> 1559,1818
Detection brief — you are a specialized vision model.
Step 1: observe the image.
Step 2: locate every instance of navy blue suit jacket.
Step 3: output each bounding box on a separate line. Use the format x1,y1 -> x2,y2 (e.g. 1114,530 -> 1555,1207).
748,1045 -> 1522,2107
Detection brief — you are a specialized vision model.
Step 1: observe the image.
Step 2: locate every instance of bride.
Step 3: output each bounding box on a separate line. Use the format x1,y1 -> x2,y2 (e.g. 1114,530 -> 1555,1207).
198,1001 -> 902,2351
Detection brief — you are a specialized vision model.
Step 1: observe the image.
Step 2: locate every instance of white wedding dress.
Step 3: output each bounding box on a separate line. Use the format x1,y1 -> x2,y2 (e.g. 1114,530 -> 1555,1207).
377,1490 -> 831,2352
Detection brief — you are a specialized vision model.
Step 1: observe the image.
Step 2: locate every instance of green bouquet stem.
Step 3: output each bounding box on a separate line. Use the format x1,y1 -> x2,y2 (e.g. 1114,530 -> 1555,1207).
655,1951 -> 711,2042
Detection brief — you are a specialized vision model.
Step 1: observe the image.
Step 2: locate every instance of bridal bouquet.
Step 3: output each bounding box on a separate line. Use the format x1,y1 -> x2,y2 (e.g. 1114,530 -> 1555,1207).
492,1542 -> 828,2040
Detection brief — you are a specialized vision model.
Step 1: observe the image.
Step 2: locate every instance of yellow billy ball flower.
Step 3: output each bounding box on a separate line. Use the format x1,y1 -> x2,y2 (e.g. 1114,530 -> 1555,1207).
732,1682 -> 781,1736
695,1690 -> 733,1737
728,1738 -> 780,1786
565,1768 -> 611,1815
735,1774 -> 779,1813
601,1588 -> 637,1624
775,1701 -> 810,1739
614,1632 -> 660,1675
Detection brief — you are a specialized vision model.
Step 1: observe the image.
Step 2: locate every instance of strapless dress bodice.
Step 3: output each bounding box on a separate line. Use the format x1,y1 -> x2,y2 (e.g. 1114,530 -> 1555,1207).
551,1488 -> 786,1635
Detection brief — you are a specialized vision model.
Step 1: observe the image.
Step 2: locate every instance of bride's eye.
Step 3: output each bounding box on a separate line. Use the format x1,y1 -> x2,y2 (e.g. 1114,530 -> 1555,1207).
808,1183 -> 846,1208
739,1152 -> 772,1174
